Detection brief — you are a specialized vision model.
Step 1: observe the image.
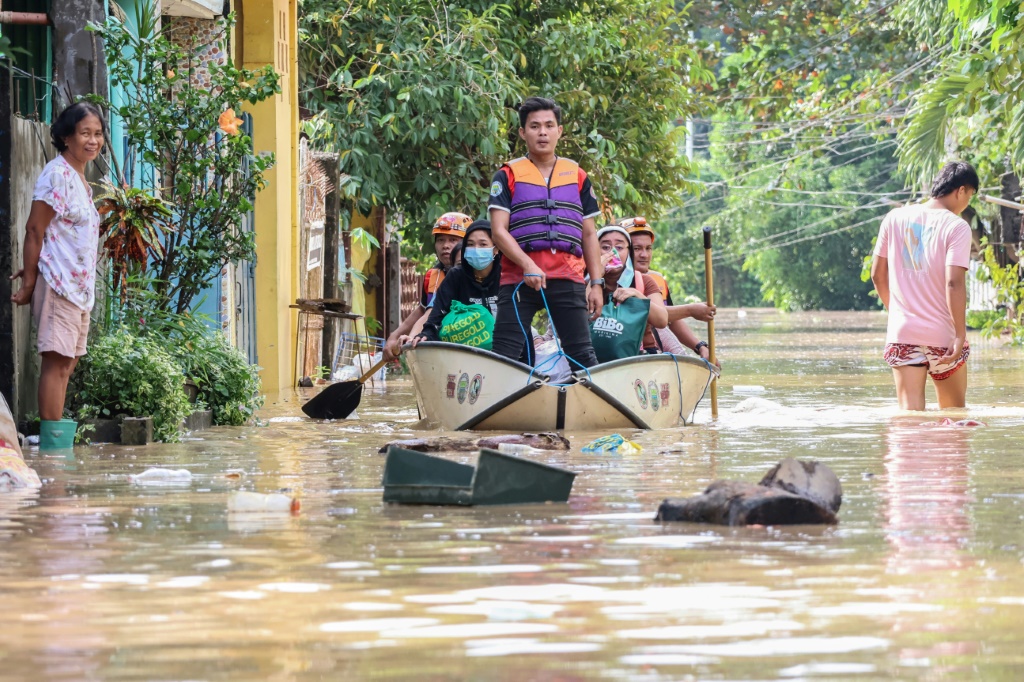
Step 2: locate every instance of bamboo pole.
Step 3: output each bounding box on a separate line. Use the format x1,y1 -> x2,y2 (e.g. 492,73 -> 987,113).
703,225 -> 718,419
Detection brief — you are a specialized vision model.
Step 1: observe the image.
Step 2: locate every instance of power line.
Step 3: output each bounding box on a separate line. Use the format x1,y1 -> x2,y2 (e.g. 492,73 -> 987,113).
693,182 -> 916,197
717,213 -> 884,266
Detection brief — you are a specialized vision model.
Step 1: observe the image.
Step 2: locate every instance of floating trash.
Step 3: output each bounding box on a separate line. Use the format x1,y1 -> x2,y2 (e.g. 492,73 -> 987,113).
129,468 -> 193,485
920,418 -> 987,428
496,443 -> 545,456
227,490 -> 300,513
581,434 -> 642,455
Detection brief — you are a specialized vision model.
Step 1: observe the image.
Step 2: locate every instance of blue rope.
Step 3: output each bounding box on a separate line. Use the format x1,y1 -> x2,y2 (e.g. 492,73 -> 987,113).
513,277 -> 593,386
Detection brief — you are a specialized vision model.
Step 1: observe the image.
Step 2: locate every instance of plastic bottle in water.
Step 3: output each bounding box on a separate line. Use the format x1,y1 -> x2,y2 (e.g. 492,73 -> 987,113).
496,443 -> 544,456
227,490 -> 300,513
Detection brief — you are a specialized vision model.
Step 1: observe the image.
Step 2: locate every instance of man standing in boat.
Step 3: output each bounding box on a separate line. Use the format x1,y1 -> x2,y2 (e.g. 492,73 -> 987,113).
488,97 -> 604,368
383,212 -> 470,361
870,161 -> 977,410
621,217 -> 717,363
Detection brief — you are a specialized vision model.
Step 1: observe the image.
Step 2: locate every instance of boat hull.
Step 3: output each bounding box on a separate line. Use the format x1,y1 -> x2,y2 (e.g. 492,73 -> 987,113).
406,343 -> 715,431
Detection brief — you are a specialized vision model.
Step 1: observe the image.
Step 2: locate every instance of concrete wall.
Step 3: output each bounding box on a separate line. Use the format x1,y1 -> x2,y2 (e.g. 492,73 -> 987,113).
7,117 -> 54,421
52,0 -> 108,100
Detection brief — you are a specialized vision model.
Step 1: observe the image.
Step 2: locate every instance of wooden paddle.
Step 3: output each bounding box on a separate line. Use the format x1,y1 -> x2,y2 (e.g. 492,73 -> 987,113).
300,357 -> 388,420
703,225 -> 718,419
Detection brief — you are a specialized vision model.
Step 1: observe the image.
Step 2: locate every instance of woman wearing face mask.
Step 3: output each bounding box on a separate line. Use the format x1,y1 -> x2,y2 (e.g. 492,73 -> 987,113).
403,220 -> 502,348
596,225 -> 668,354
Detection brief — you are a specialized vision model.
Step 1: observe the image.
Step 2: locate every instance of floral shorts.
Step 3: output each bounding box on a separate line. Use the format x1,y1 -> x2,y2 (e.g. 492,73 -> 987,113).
883,341 -> 970,381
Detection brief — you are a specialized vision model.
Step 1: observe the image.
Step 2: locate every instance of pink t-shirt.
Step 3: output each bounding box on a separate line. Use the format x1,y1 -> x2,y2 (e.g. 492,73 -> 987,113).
873,205 -> 971,345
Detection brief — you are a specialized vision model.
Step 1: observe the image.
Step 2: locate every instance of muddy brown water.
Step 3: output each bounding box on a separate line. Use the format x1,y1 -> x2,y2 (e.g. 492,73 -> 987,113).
3,309 -> 1024,680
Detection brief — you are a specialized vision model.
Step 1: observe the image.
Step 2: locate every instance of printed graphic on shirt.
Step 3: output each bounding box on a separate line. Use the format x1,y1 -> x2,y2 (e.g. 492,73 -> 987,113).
489,181 -> 502,197
901,221 -> 930,272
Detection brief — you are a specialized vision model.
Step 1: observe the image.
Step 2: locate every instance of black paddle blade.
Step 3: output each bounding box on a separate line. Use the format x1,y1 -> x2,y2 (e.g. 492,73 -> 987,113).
301,380 -> 364,420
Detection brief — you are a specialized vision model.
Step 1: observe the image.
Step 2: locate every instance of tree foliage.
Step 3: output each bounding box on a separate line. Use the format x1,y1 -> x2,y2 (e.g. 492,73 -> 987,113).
648,1 -> 930,310
896,0 -> 1024,183
91,12 -> 280,313
688,1 -> 920,147
299,0 -> 712,247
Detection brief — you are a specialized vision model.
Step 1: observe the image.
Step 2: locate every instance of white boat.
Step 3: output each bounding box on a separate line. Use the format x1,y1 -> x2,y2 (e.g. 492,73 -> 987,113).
405,342 -> 718,431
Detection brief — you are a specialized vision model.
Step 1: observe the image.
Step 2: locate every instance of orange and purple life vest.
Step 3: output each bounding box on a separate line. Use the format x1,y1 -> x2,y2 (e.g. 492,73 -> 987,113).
507,157 -> 585,257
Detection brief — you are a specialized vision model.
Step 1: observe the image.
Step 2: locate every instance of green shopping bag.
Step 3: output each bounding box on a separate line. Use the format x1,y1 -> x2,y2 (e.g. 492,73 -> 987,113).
440,300 -> 495,349
589,296 -> 650,363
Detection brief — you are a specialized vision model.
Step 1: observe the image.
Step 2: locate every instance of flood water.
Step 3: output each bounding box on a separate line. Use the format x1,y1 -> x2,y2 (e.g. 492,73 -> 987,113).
3,309 -> 1024,680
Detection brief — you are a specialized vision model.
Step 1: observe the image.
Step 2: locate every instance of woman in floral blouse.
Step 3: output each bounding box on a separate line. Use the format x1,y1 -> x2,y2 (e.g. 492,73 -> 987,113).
10,102 -> 104,425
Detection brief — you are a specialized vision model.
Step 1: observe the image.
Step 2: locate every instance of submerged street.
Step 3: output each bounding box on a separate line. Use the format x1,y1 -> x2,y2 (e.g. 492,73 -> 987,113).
2,309 -> 1024,680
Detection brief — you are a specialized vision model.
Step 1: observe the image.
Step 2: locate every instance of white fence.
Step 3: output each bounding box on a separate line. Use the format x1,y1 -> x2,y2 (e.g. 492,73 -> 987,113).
968,259 -> 999,311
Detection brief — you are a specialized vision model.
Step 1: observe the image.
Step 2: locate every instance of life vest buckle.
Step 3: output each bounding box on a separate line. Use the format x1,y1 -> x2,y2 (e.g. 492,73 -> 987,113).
544,214 -> 559,225
543,199 -> 557,209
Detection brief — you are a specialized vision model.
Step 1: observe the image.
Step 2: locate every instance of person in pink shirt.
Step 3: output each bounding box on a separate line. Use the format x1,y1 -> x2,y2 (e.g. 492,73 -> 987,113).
871,161 -> 978,410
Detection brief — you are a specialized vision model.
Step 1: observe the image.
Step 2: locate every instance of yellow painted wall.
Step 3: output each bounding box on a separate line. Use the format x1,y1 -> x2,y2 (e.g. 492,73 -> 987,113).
349,208 -> 379,337
238,0 -> 299,394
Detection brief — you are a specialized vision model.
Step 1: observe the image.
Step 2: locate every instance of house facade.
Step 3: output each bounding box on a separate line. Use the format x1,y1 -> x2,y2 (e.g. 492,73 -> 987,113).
0,0 -> 302,418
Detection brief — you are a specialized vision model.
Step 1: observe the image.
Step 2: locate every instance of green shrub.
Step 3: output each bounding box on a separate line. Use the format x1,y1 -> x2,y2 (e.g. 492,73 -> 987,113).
104,281 -> 265,427
967,309 -> 1003,330
71,328 -> 192,442
976,245 -> 1024,345
182,333 -> 264,426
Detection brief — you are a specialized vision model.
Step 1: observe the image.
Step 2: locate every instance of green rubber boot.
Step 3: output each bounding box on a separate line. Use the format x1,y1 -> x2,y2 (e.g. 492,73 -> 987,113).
39,419 -> 77,450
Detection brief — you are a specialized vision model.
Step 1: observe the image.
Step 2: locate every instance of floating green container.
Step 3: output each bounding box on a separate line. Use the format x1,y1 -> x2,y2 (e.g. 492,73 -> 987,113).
382,446 -> 577,506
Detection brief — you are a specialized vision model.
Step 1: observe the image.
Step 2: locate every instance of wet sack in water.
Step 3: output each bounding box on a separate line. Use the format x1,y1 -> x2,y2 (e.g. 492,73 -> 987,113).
0,449 -> 41,490
440,301 -> 494,349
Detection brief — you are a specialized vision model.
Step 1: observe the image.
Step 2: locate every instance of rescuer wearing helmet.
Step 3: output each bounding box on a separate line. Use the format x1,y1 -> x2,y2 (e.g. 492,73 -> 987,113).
621,216 -> 717,363
488,97 -> 604,368
383,212 -> 470,360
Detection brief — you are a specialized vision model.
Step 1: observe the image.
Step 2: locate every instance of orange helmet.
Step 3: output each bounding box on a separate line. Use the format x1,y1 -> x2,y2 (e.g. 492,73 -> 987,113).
432,212 -> 471,238
620,216 -> 654,241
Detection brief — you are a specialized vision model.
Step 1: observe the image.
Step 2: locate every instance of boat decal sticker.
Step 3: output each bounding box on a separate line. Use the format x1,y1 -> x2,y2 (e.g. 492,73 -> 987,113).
457,373 -> 470,404
468,374 -> 483,404
649,380 -> 660,412
660,382 -> 670,404
634,379 -> 648,409
446,374 -> 457,399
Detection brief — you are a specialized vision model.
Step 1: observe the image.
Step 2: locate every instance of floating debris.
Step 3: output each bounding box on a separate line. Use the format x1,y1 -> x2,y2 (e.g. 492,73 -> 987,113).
920,418 -> 987,428
656,458 -> 841,526
0,452 -> 42,490
379,432 -> 570,454
227,491 -> 300,513
129,468 -> 193,485
581,434 -> 642,455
